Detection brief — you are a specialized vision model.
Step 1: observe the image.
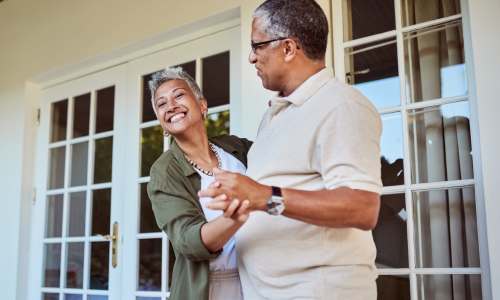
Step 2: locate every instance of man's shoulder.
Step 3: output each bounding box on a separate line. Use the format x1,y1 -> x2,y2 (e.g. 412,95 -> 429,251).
316,78 -> 378,115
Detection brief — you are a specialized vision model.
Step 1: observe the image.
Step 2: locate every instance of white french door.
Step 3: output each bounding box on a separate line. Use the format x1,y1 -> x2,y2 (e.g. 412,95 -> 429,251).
29,23 -> 240,300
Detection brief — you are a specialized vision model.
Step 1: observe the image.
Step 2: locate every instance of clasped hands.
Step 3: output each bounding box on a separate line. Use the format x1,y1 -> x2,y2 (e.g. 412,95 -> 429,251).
198,168 -> 271,222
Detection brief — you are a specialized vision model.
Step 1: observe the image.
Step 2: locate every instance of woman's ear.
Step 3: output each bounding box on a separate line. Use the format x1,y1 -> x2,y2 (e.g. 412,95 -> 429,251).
199,98 -> 208,118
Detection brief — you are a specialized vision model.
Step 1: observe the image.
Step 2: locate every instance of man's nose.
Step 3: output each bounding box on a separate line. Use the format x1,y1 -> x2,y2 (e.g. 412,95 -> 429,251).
248,50 -> 257,64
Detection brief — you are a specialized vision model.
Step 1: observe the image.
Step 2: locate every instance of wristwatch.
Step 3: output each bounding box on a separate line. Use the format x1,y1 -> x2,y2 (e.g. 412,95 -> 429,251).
266,186 -> 285,215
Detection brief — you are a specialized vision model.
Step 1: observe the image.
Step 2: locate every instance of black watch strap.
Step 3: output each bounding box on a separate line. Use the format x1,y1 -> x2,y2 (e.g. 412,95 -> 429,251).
271,186 -> 282,197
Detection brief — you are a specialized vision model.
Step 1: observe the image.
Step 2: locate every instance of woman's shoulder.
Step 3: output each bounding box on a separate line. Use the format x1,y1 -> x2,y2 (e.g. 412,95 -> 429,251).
211,134 -> 252,151
149,150 -> 180,181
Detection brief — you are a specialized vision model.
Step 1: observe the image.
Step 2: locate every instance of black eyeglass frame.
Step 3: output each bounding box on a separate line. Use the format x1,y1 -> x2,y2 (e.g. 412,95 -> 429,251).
250,37 -> 287,52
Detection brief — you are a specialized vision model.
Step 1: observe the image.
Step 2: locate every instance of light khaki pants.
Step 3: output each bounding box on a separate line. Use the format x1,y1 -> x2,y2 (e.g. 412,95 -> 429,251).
209,269 -> 244,300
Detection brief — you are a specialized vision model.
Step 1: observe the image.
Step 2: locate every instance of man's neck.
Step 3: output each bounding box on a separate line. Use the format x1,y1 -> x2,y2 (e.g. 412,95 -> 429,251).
280,61 -> 326,97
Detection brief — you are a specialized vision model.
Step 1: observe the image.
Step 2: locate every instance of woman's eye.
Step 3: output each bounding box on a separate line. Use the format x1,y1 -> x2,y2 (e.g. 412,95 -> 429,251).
175,93 -> 184,99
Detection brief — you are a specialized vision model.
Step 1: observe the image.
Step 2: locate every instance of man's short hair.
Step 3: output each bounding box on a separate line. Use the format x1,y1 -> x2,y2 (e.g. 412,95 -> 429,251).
148,67 -> 203,113
254,0 -> 329,60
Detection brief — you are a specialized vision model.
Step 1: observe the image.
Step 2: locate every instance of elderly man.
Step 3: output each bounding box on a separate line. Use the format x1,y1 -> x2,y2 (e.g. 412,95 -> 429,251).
200,0 -> 382,299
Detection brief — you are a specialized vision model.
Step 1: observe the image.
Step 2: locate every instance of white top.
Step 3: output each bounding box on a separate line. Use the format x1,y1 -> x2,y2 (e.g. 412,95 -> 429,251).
196,144 -> 247,271
236,68 -> 382,299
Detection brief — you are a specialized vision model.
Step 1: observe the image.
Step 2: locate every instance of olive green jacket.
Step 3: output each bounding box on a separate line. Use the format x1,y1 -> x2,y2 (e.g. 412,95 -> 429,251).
147,135 -> 252,300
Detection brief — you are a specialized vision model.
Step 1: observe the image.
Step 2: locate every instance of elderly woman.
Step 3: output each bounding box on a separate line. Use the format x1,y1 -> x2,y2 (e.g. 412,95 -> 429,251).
147,67 -> 251,300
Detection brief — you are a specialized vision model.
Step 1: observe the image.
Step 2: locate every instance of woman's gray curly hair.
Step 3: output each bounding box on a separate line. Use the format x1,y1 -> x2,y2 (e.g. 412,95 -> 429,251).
148,67 -> 204,113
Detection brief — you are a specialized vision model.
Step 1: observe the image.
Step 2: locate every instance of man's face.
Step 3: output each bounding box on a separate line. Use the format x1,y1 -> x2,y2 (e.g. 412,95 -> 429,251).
249,18 -> 286,91
153,79 -> 207,136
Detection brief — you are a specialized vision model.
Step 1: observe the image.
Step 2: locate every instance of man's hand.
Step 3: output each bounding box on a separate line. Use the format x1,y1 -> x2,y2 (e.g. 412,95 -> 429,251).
199,168 -> 271,212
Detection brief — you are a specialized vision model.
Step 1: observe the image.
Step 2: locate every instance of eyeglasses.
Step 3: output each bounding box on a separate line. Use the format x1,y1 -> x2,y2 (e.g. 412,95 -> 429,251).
250,37 -> 287,53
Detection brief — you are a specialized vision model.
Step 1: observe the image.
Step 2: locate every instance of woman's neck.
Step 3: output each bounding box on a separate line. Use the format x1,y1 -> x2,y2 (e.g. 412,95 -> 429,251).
174,126 -> 216,167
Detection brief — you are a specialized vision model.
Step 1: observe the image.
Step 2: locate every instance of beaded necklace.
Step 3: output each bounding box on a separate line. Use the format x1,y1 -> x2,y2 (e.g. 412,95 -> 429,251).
185,143 -> 221,176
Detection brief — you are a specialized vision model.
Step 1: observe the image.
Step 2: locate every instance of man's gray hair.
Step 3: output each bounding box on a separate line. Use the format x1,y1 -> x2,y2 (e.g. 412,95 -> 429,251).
148,67 -> 203,113
253,0 -> 329,60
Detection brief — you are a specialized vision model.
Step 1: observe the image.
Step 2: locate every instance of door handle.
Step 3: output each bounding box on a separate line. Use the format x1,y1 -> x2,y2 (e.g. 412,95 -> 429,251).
100,221 -> 119,268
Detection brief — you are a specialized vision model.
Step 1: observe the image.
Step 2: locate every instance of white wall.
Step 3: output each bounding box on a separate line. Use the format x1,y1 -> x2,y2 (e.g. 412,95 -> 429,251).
465,0 -> 500,299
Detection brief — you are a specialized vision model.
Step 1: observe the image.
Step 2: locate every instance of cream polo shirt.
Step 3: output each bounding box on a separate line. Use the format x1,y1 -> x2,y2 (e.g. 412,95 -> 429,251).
236,68 -> 382,299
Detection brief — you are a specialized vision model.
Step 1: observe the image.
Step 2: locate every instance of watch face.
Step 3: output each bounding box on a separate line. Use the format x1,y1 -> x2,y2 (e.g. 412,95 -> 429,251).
267,196 -> 285,215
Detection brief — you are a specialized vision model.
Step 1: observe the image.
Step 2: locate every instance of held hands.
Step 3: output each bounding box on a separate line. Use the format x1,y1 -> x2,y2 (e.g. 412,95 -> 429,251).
198,168 -> 272,216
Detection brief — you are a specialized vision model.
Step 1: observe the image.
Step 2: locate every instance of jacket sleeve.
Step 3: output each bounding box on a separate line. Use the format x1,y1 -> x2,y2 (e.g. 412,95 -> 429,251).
147,164 -> 220,262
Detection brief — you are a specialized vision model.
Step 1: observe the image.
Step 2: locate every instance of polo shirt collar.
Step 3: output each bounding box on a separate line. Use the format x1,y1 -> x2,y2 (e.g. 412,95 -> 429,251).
270,68 -> 332,108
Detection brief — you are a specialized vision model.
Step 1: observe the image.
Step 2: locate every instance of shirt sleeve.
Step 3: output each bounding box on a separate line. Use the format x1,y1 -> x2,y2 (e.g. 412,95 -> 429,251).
147,164 -> 221,262
316,101 -> 382,194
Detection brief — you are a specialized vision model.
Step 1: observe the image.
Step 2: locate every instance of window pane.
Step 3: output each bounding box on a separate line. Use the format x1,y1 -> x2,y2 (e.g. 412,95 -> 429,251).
94,137 -> 113,184
43,293 -> 59,300
374,194 -> 408,268
64,294 -> 82,300
89,242 -> 109,290
43,243 -> 61,287
65,242 -> 84,288
175,61 -> 196,79
138,239 -> 162,291
68,192 -> 86,237
137,297 -> 161,300
140,183 -> 160,233
96,86 -> 115,133
48,146 -> 66,190
88,296 -> 108,300
343,0 -> 395,41
140,125 -> 163,178
202,52 -> 230,108
413,186 -> 480,268
51,99 -> 68,142
381,113 -> 404,186
205,110 -> 230,138
404,21 -> 467,103
345,38 -> 400,109
417,274 -> 481,300
402,0 -> 461,27
70,142 -> 88,187
45,194 -> 64,238
91,189 -> 111,236
377,275 -> 410,300
408,101 -> 473,184
73,93 -> 91,138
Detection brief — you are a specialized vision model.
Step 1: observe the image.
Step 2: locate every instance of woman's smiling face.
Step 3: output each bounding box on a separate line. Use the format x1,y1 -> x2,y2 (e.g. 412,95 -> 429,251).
154,79 -> 207,136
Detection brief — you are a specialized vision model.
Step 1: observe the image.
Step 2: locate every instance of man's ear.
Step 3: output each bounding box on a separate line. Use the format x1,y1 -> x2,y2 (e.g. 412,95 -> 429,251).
283,39 -> 299,62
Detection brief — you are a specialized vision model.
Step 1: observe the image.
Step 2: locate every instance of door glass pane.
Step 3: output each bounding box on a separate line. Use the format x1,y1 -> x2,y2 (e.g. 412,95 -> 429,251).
91,189 -> 111,236
66,242 -> 84,288
142,71 -> 161,123
138,239 -> 162,291
175,61 -> 196,79
137,297 -> 161,300
73,93 -> 91,138
70,142 -> 88,187
408,101 -> 473,184
374,194 -> 408,268
377,275 -> 410,300
89,242 -> 109,290
49,146 -> 66,189
345,38 -> 400,109
43,243 -> 61,287
94,137 -> 113,184
43,293 -> 59,300
402,0 -> 461,27
68,192 -> 86,237
381,113 -> 404,186
416,274 -> 481,300
140,125 -> 163,178
342,0 -> 395,41
202,51 -> 230,108
404,21 -> 467,103
140,183 -> 159,233
45,194 -> 64,238
205,110 -> 230,138
51,99 -> 68,142
96,86 -> 115,133
64,294 -> 82,300
413,186 -> 480,268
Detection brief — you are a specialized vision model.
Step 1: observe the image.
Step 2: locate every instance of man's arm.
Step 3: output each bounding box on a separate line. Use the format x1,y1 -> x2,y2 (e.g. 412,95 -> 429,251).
199,169 -> 380,231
